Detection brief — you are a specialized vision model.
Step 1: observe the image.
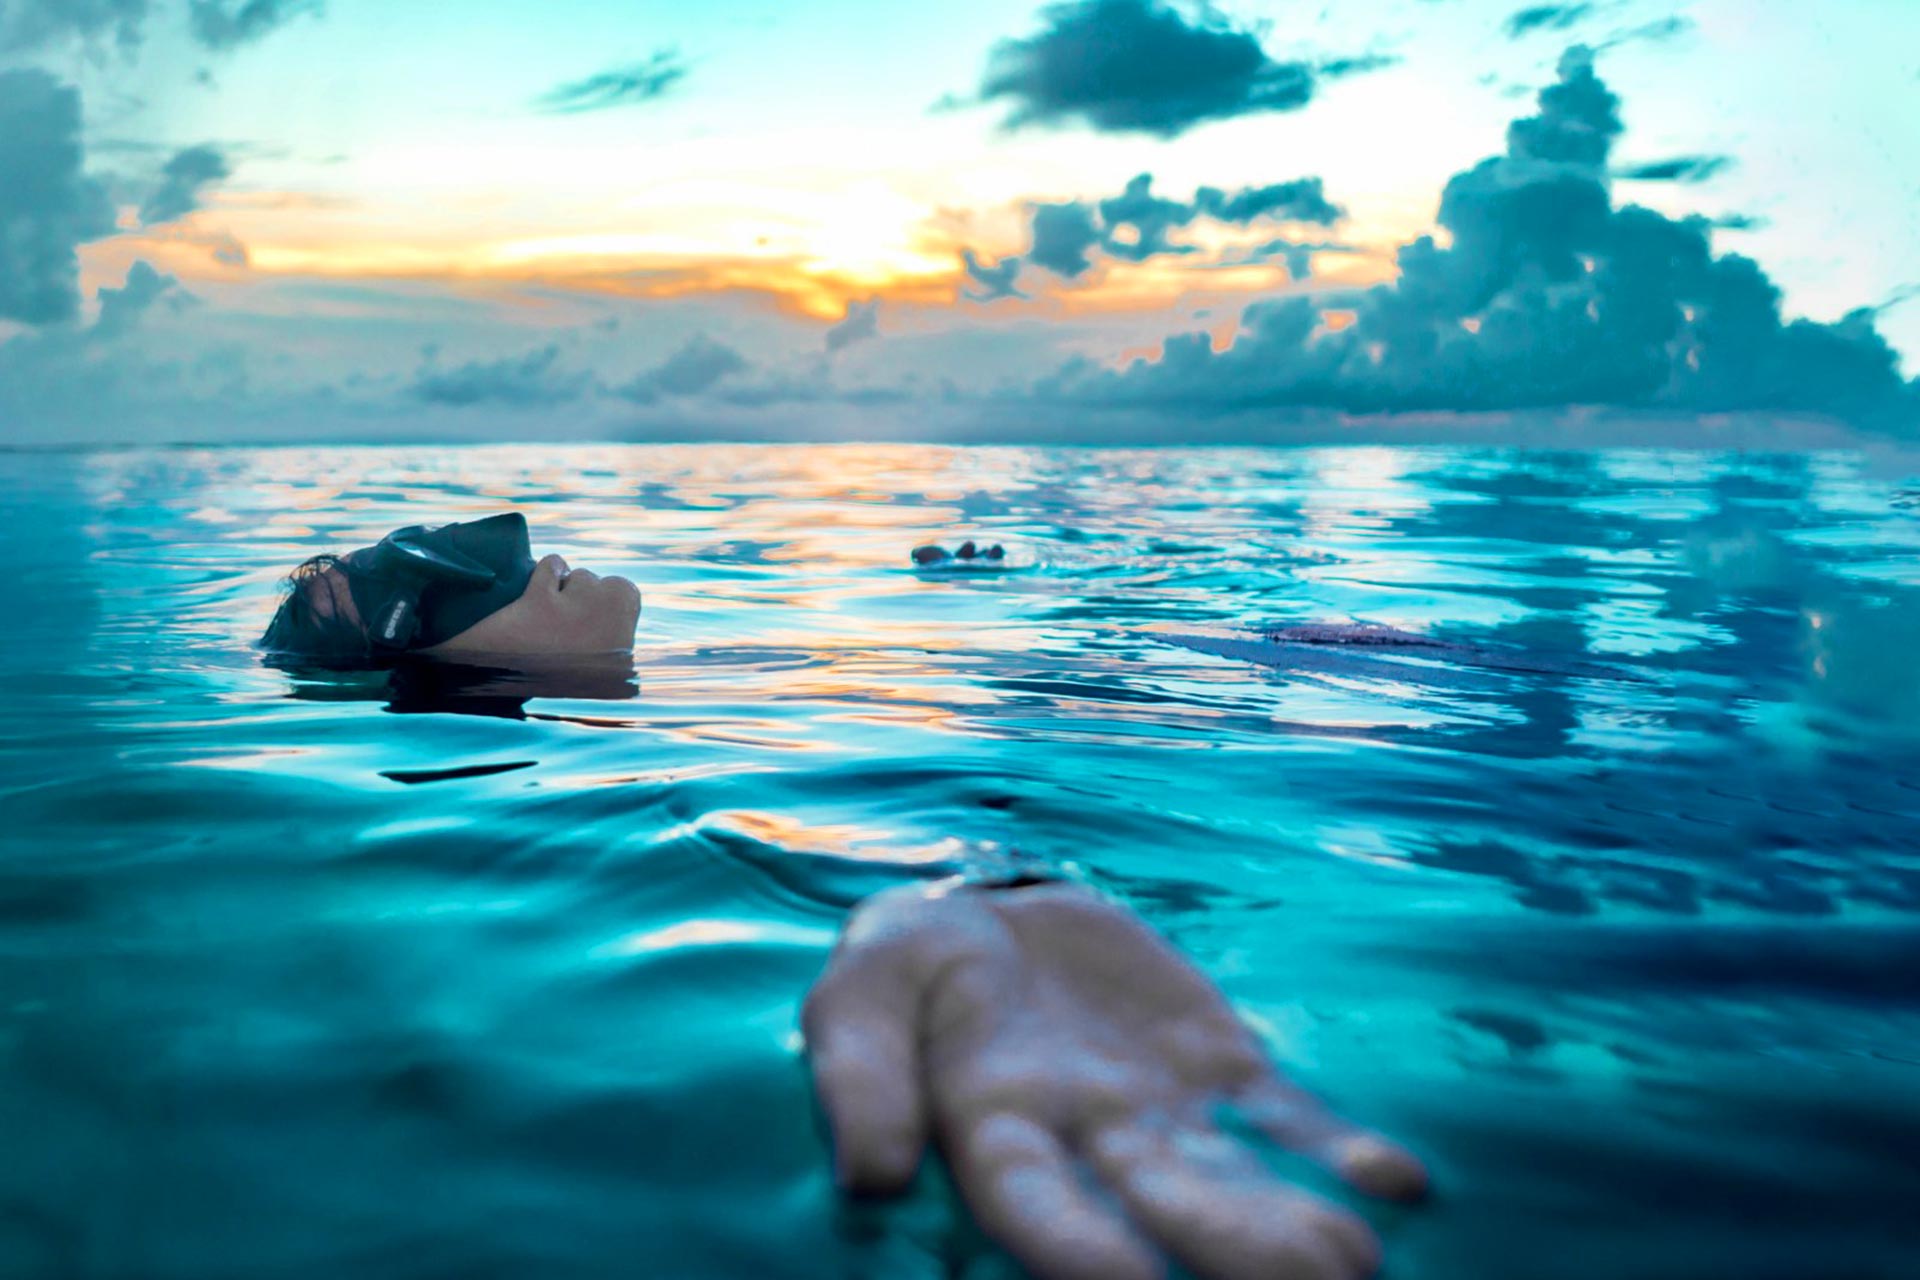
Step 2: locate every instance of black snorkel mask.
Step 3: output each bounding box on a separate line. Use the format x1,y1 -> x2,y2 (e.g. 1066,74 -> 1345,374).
344,513 -> 536,653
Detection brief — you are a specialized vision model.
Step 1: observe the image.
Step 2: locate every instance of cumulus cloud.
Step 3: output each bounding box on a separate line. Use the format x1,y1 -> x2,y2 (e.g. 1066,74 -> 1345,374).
1026,201 -> 1104,277
0,71 -> 116,327
1019,173 -> 1343,281
1615,154 -> 1734,183
1097,175 -> 1199,262
0,0 -> 148,53
961,249 -> 1027,301
410,345 -> 594,408
975,0 -> 1321,138
187,0 -> 322,51
92,260 -> 185,337
1503,4 -> 1593,38
615,334 -> 748,402
1044,47 -> 1919,435
535,50 -> 687,114
140,144 -> 232,225
826,298 -> 880,353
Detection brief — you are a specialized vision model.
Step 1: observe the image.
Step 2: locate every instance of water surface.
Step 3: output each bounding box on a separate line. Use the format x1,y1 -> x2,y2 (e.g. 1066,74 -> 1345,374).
2,444 -> 1917,1279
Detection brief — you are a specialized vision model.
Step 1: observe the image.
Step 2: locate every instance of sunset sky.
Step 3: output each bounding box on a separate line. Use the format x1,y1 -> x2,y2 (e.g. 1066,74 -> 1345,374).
2,0 -> 1916,444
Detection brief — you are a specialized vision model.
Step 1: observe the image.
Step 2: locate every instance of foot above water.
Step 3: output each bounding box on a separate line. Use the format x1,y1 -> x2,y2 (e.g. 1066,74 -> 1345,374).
912,540 -> 1008,568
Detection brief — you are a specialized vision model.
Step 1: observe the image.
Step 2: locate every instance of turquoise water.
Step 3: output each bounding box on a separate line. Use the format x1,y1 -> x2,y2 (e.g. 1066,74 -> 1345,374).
3,443 -> 1918,1279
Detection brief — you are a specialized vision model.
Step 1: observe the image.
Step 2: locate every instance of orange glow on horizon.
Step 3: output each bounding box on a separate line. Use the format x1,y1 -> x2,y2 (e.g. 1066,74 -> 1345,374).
79,190 -> 1415,331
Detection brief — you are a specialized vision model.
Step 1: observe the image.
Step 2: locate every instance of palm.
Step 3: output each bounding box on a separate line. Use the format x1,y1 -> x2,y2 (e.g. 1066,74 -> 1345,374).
803,883 -> 1426,1280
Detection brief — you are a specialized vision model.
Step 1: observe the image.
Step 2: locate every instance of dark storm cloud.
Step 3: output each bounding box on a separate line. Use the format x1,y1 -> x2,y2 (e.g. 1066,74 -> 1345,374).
975,0 -> 1318,138
535,50 -> 687,114
410,345 -> 594,408
961,249 -> 1026,302
1615,154 -> 1734,183
1045,46 -> 1919,436
92,260 -> 183,337
1504,4 -> 1593,39
1020,174 -> 1343,281
825,299 -> 880,353
0,71 -> 116,327
615,334 -> 748,402
0,0 -> 148,53
140,144 -> 232,225
187,0 -> 322,51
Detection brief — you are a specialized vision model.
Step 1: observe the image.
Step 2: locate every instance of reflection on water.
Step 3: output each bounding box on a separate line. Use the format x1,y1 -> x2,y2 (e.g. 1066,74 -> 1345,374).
2,443 -> 1918,1279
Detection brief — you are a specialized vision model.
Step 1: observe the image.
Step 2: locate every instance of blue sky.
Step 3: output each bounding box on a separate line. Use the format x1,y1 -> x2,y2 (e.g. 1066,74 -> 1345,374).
1,0 -> 1916,445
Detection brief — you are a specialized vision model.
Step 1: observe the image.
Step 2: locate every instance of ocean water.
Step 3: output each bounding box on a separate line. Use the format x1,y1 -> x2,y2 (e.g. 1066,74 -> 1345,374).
2,443 -> 1917,1280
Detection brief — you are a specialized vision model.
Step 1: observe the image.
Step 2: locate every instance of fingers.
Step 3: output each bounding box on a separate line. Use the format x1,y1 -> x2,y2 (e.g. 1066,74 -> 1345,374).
1235,1082 -> 1430,1203
1089,1122 -> 1382,1280
945,1112 -> 1164,1280
801,951 -> 929,1196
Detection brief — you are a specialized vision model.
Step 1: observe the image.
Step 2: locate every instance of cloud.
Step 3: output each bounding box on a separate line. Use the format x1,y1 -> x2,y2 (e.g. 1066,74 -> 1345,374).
1192,178 -> 1342,226
187,0 -> 323,51
0,0 -> 148,53
1027,200 -> 1104,276
92,260 -> 185,338
1044,46 -> 1919,435
615,333 -> 747,403
1098,175 -> 1201,262
1504,43 -> 1621,164
0,0 -> 321,55
409,344 -> 594,408
0,71 -> 116,327
1318,52 -> 1401,79
140,144 -> 232,225
1234,236 -> 1356,280
1598,15 -> 1694,50
1027,173 -> 1344,279
961,249 -> 1027,302
535,50 -> 687,114
825,298 -> 880,353
1504,4 -> 1593,39
1615,154 -> 1734,184
975,0 -> 1318,138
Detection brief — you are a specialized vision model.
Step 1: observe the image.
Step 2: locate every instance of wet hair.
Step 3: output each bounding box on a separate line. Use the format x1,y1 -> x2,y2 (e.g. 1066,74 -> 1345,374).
261,555 -> 374,661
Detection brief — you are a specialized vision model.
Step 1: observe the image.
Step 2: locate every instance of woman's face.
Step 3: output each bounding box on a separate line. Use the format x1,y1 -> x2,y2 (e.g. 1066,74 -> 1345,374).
424,553 -> 641,656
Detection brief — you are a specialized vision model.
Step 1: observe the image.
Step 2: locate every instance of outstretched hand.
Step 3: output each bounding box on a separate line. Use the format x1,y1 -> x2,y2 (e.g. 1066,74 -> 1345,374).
802,881 -> 1427,1280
